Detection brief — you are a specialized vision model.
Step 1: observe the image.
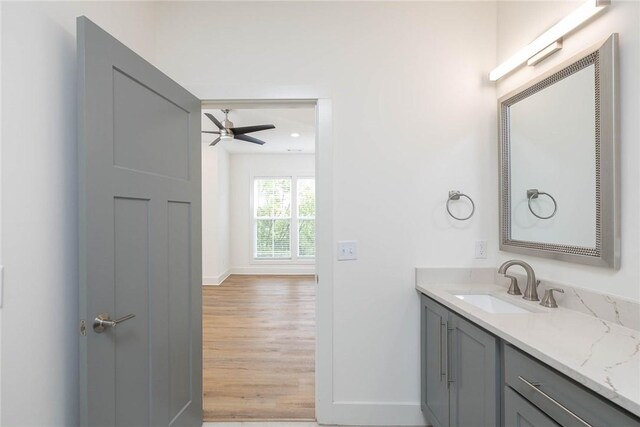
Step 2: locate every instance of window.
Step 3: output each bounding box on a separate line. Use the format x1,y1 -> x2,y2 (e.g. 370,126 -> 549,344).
253,176 -> 315,261
297,178 -> 315,258
254,178 -> 292,259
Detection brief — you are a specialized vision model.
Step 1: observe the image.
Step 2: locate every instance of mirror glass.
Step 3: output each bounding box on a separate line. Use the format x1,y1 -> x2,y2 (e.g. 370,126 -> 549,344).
509,64 -> 596,247
499,34 -> 618,268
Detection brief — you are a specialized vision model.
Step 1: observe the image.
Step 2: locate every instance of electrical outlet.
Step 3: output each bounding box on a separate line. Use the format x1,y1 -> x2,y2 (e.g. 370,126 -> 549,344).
475,240 -> 488,259
337,241 -> 357,261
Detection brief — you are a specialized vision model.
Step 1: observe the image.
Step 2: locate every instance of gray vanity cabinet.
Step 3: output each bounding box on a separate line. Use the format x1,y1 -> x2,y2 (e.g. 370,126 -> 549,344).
420,293 -> 640,427
421,295 -> 499,427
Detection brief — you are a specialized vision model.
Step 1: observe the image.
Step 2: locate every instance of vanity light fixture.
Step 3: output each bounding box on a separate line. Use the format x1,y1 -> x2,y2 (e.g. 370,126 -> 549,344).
489,0 -> 610,81
527,40 -> 563,67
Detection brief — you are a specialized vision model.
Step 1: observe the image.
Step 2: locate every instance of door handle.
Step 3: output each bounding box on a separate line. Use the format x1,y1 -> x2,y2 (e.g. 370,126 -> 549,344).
447,326 -> 456,386
440,320 -> 447,381
93,312 -> 135,333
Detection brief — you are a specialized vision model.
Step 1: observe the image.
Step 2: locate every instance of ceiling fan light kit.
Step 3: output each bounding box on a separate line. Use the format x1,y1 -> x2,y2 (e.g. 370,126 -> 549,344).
202,109 -> 276,146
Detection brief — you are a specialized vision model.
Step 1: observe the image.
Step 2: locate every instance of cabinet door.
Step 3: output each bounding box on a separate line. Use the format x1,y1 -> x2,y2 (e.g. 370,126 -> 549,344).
504,387 -> 560,427
449,313 -> 499,427
421,295 -> 450,427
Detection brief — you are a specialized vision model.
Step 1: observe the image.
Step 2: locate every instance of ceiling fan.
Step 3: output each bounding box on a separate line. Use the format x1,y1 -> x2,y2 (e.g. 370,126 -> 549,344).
202,109 -> 275,146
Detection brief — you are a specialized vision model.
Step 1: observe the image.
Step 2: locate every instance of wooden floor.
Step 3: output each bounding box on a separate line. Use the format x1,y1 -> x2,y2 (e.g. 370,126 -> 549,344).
203,275 -> 315,421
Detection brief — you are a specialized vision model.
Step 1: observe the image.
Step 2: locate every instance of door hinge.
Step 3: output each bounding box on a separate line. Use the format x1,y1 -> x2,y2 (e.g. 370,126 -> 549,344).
80,319 -> 87,336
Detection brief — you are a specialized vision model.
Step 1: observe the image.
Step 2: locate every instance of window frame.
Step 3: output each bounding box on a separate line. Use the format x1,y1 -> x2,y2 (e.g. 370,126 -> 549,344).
250,174 -> 316,265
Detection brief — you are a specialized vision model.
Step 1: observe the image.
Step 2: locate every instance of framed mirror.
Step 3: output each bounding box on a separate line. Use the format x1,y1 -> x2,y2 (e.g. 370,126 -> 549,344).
499,34 -> 619,268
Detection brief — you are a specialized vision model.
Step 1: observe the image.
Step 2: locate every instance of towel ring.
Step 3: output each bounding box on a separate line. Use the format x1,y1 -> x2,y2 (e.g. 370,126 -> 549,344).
527,189 -> 557,220
447,190 -> 475,221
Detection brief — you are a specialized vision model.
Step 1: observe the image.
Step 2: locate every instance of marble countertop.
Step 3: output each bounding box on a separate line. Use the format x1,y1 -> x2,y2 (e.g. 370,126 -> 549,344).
416,277 -> 640,417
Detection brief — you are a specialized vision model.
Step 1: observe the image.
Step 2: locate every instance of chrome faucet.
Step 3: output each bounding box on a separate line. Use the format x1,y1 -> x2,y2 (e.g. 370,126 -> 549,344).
498,260 -> 540,301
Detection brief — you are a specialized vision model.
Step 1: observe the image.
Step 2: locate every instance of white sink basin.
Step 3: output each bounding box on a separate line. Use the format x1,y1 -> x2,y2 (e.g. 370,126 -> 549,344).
453,293 -> 535,314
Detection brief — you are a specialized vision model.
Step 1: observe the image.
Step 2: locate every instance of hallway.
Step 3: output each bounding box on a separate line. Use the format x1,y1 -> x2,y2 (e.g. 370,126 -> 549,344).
203,275 -> 316,421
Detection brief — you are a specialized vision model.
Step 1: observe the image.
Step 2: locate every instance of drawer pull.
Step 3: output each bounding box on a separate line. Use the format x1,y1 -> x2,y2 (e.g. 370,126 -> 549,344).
518,376 -> 593,427
447,326 -> 456,385
440,320 -> 446,380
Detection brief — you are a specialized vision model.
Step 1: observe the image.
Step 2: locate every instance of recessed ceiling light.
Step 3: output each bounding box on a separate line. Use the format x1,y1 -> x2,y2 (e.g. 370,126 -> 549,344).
290,132 -> 300,138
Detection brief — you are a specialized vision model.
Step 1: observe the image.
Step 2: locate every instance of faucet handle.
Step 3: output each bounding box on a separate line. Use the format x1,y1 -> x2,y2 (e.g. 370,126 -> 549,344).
505,274 -> 522,295
540,288 -> 564,308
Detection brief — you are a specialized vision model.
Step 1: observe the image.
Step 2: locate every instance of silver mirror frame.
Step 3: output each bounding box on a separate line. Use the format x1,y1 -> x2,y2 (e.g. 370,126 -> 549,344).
498,34 -> 620,269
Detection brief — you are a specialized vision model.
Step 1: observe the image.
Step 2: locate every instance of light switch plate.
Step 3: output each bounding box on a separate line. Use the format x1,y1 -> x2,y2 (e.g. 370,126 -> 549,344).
337,241 -> 357,261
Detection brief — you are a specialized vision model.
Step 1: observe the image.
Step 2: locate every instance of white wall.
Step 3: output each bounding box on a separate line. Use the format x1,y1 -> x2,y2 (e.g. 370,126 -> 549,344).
217,148 -> 231,280
229,153 -> 315,275
155,3 -> 497,424
496,0 -> 640,301
1,2 -> 157,425
202,144 -> 231,284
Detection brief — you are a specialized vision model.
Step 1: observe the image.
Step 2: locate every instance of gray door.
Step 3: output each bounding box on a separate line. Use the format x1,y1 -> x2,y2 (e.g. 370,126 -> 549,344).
421,295 -> 450,427
77,17 -> 202,427
449,313 -> 499,427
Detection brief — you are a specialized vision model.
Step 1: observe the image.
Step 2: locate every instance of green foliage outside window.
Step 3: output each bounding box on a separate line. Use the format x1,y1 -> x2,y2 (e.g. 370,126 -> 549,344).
254,177 -> 315,259
297,178 -> 315,258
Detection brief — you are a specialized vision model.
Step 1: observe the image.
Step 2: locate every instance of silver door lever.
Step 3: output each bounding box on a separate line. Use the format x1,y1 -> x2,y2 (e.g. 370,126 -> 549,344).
93,313 -> 135,333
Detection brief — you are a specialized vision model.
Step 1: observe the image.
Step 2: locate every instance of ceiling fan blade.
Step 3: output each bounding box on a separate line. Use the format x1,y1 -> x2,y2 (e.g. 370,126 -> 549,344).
209,137 -> 222,146
202,130 -> 220,134
235,134 -> 266,145
204,113 -> 224,130
229,124 -> 275,135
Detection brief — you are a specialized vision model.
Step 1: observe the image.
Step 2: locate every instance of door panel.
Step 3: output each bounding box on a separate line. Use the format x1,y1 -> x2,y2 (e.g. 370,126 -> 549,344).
113,69 -> 190,180
114,197 -> 151,427
167,201 -> 193,423
450,313 -> 499,427
421,295 -> 450,427
78,16 -> 202,427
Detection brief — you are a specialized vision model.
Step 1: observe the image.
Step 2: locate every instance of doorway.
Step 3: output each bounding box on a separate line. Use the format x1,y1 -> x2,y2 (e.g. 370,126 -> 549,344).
200,102 -> 318,421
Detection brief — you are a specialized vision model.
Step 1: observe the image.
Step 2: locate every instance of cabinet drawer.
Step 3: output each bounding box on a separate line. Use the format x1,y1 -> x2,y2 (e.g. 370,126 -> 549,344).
504,344 -> 640,427
505,386 -> 560,427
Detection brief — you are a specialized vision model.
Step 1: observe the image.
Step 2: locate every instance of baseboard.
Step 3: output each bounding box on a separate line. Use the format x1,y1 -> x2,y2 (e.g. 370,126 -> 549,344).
321,401 -> 427,426
202,277 -> 219,286
205,402 -> 426,426
202,269 -> 231,286
230,266 -> 316,275
218,269 -> 231,284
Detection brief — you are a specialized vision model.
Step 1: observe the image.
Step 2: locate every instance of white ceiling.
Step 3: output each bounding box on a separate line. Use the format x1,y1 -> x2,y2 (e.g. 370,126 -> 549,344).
201,107 -> 315,154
